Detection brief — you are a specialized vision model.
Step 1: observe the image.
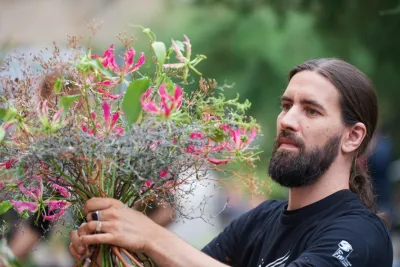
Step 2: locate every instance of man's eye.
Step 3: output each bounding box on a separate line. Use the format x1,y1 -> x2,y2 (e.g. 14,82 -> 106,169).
281,103 -> 292,111
306,108 -> 319,116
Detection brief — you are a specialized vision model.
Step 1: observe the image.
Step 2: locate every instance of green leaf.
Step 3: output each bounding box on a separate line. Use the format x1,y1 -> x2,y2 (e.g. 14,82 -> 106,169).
4,107 -> 17,121
19,210 -> 29,220
88,59 -> 114,78
122,78 -> 150,126
0,108 -> 7,121
59,94 -> 81,114
0,127 -> 5,142
209,128 -> 225,142
53,78 -> 63,93
0,201 -> 13,216
152,41 -> 167,66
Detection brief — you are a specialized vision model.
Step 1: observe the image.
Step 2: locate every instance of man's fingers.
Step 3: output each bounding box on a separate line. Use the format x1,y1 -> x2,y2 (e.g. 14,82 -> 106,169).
80,233 -> 114,246
69,230 -> 85,262
84,198 -> 112,214
77,222 -> 89,237
84,198 -> 124,214
86,207 -> 121,222
81,220 -> 114,234
69,242 -> 84,263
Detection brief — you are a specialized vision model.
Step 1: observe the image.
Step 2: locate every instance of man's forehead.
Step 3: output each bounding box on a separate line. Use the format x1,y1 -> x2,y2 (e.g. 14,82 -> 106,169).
283,71 -> 340,104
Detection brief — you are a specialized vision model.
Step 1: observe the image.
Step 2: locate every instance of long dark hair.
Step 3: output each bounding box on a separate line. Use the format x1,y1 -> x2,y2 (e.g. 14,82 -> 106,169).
288,58 -> 380,215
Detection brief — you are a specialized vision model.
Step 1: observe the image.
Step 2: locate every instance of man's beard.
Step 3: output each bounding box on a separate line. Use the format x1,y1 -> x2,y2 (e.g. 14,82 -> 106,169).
268,129 -> 341,188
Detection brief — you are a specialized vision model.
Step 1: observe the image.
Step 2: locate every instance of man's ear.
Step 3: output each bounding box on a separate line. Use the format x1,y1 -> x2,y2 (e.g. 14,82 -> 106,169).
342,122 -> 367,153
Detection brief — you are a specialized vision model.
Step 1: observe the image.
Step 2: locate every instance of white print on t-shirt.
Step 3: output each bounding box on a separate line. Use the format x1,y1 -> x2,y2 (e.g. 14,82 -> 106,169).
332,240 -> 353,267
260,251 -> 290,267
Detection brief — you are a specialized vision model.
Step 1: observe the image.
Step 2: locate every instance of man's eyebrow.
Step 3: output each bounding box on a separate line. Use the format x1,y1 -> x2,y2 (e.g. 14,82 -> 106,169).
280,96 -> 292,102
300,99 -> 326,112
280,96 -> 327,113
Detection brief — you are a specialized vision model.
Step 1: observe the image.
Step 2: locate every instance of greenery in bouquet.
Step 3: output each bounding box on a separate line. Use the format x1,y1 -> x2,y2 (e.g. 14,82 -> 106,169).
0,27 -> 262,266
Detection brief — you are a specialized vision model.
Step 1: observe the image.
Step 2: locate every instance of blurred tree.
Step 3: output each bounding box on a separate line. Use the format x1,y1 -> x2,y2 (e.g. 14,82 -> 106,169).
148,0 -> 400,198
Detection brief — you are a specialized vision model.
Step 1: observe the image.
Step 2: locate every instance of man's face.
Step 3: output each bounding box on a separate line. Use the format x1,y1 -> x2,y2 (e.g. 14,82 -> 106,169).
268,71 -> 345,188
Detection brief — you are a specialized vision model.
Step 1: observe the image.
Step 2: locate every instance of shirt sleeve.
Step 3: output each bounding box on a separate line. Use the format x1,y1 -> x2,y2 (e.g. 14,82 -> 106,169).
287,214 -> 393,267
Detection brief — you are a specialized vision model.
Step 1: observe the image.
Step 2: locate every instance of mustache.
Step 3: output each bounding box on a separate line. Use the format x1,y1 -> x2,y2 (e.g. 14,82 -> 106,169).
276,129 -> 305,148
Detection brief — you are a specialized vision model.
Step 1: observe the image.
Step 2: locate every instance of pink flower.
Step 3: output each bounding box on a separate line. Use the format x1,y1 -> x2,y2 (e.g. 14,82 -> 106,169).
0,159 -> 17,169
145,179 -> 152,188
204,113 -> 218,121
1,122 -> 14,132
187,131 -> 226,154
163,35 -> 192,69
183,35 -> 192,61
17,178 -> 43,201
185,132 -> 206,155
82,101 -> 124,137
185,131 -> 231,165
207,157 -> 230,165
11,177 -> 70,221
42,200 -> 70,221
10,177 -> 43,213
50,184 -> 71,198
140,84 -> 183,118
140,179 -> 153,193
36,101 -> 66,131
97,88 -> 123,100
92,44 -> 146,76
81,124 -> 94,135
122,47 -> 146,75
11,201 -> 39,213
37,100 -> 49,124
97,80 -> 119,88
171,39 -> 186,63
190,132 -> 204,139
225,127 -> 258,152
219,124 -> 231,133
160,169 -> 168,178
92,45 -> 118,73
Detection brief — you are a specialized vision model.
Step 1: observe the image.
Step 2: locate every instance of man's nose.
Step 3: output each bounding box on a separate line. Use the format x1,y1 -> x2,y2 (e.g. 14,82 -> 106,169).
279,107 -> 300,132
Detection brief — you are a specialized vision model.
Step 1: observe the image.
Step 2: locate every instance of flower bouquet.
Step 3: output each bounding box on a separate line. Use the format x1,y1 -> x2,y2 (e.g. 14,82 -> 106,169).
0,28 -> 261,266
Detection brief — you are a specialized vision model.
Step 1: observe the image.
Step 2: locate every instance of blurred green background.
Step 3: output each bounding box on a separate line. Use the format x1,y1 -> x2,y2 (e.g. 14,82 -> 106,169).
145,0 -> 400,199
1,0 -> 400,265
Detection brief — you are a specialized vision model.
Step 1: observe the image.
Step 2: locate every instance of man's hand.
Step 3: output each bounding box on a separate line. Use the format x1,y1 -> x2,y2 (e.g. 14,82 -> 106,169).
69,224 -> 89,262
80,198 -> 159,252
69,197 -> 162,263
69,197 -> 229,267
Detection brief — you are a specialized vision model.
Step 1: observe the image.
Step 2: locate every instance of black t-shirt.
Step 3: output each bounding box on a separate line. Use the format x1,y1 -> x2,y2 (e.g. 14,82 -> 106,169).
202,190 -> 393,267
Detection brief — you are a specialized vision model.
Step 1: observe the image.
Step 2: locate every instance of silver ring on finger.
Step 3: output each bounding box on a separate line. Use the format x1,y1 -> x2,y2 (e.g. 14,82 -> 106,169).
96,221 -> 102,233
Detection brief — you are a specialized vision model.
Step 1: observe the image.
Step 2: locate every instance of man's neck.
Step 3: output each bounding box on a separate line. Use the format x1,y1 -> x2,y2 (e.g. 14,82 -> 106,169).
287,159 -> 350,210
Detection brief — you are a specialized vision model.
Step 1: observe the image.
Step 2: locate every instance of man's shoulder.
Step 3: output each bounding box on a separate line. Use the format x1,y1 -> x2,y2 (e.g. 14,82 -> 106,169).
309,211 -> 393,265
319,191 -> 390,236
337,211 -> 390,235
317,208 -> 392,248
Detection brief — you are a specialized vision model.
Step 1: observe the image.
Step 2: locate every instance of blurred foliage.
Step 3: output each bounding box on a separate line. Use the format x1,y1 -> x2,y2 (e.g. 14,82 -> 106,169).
143,0 -> 400,198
